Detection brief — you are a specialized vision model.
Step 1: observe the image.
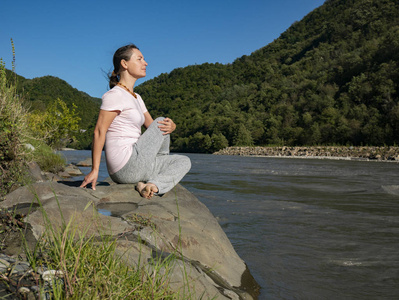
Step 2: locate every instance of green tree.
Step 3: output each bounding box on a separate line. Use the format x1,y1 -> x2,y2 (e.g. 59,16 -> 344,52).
29,98 -> 81,148
233,124 -> 254,146
209,132 -> 229,152
187,132 -> 212,153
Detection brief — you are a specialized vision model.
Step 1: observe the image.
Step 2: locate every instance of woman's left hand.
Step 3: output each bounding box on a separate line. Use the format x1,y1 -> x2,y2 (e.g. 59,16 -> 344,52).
158,117 -> 176,135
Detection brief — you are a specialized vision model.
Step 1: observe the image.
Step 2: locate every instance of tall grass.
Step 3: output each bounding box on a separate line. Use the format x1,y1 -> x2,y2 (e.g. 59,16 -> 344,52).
24,192 -> 182,299
0,40 -> 66,196
29,140 -> 66,173
0,40 -> 31,196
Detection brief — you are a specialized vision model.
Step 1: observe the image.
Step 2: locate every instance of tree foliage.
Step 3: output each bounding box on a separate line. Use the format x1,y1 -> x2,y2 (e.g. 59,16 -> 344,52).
29,98 -> 81,148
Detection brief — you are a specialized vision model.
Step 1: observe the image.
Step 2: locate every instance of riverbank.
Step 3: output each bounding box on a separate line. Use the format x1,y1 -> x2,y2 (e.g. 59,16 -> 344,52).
214,146 -> 399,161
1,157 -> 259,299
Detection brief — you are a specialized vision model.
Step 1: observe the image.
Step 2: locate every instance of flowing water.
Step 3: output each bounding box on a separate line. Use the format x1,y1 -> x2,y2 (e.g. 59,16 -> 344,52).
60,150 -> 399,299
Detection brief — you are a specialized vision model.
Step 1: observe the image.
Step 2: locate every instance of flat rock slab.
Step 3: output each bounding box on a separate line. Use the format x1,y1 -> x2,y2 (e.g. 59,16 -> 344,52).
2,180 -> 259,299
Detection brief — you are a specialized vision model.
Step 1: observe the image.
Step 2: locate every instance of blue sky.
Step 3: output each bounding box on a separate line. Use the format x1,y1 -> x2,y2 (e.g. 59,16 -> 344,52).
0,0 -> 324,98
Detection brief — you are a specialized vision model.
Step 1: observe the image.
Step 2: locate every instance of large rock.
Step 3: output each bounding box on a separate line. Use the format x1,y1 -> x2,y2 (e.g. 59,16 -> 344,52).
63,164 -> 84,176
27,162 -> 45,182
1,180 -> 259,299
76,157 -> 92,167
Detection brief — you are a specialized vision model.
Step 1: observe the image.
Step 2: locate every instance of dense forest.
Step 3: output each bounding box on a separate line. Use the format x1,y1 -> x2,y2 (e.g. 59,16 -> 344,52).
10,0 -> 399,153
135,0 -> 399,153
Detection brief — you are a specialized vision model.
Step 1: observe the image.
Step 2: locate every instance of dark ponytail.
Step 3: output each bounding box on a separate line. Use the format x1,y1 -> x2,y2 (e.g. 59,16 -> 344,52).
109,44 -> 139,89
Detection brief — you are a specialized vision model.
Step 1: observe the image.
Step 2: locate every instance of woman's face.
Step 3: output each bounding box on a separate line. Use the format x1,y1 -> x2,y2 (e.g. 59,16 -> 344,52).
123,49 -> 148,79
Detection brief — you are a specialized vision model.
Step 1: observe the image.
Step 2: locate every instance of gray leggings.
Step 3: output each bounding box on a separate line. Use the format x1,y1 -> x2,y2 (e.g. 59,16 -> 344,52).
110,117 -> 191,194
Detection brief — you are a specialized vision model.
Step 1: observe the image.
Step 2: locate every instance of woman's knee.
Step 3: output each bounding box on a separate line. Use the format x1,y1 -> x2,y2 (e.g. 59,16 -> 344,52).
181,155 -> 191,173
143,117 -> 166,138
147,117 -> 165,133
153,117 -> 165,124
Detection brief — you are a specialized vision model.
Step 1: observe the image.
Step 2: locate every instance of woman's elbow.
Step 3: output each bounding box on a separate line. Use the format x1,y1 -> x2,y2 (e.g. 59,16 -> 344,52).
93,127 -> 106,140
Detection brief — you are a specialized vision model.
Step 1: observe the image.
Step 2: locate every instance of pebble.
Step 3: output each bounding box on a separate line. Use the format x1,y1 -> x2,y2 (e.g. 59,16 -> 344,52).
30,285 -> 41,293
36,266 -> 48,274
11,261 -> 31,274
0,253 -> 61,299
0,254 -> 16,263
18,286 -> 30,294
42,270 -> 64,282
0,258 -> 10,272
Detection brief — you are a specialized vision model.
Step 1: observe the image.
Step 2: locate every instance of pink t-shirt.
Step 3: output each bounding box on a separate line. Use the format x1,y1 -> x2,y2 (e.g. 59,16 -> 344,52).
100,86 -> 148,174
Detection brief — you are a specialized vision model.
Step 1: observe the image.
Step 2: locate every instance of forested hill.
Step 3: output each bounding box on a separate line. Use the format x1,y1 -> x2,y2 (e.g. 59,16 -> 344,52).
6,70 -> 101,129
135,0 -> 399,153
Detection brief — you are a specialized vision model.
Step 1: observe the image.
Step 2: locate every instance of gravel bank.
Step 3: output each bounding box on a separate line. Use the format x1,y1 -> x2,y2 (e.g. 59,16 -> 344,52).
214,146 -> 399,161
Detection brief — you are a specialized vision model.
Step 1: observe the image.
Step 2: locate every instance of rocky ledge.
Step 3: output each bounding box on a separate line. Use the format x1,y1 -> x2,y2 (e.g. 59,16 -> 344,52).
1,177 -> 259,299
214,146 -> 399,161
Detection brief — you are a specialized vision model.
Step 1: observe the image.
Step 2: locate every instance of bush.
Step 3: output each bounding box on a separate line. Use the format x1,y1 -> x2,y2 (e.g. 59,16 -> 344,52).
0,41 -> 67,196
30,140 -> 66,173
0,55 -> 30,196
29,98 -> 81,149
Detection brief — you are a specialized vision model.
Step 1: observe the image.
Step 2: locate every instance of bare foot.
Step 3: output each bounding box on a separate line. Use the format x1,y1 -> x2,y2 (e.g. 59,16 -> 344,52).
136,182 -> 158,199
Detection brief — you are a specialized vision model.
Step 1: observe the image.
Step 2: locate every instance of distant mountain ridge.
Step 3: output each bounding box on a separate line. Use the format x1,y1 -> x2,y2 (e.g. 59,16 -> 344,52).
136,0 -> 399,152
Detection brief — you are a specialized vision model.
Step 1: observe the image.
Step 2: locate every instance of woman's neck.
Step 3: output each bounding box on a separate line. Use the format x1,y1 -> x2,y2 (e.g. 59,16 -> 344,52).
118,77 -> 136,92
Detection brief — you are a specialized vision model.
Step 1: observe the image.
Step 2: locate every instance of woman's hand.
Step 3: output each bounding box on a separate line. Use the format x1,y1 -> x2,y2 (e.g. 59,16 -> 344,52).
158,117 -> 176,135
80,109 -> 117,191
80,169 -> 99,190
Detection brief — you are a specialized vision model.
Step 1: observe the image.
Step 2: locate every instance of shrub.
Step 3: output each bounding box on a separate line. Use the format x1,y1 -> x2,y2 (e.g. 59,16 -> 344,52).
0,51 -> 30,196
29,98 -> 81,149
30,141 -> 66,173
0,41 -> 68,196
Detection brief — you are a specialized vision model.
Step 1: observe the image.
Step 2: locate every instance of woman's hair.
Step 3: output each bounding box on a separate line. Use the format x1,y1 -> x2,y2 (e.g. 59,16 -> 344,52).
109,44 -> 139,89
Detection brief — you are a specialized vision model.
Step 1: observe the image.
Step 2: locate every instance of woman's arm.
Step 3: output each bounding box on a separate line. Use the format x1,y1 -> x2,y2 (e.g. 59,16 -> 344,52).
80,109 -> 118,190
143,111 -> 176,134
143,111 -> 154,128
158,117 -> 176,134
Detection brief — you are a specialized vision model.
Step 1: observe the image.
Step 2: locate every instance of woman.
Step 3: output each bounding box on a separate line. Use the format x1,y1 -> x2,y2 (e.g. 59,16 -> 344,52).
80,44 -> 191,199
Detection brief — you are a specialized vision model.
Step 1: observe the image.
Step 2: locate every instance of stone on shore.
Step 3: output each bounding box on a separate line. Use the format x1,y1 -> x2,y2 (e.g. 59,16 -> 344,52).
76,158 -> 92,167
27,162 -> 45,182
63,164 -> 83,176
1,180 -> 259,299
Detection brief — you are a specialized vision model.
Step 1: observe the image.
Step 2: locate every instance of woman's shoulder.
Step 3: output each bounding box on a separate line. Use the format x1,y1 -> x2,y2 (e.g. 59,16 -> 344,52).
102,86 -> 124,99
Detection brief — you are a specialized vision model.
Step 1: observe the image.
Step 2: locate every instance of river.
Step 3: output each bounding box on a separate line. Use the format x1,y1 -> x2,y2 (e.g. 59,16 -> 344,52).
60,150 -> 399,299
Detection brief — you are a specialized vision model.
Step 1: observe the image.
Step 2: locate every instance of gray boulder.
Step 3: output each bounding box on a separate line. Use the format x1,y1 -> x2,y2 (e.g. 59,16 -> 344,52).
64,164 -> 84,176
76,157 -> 92,167
1,180 -> 259,299
27,161 -> 45,182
